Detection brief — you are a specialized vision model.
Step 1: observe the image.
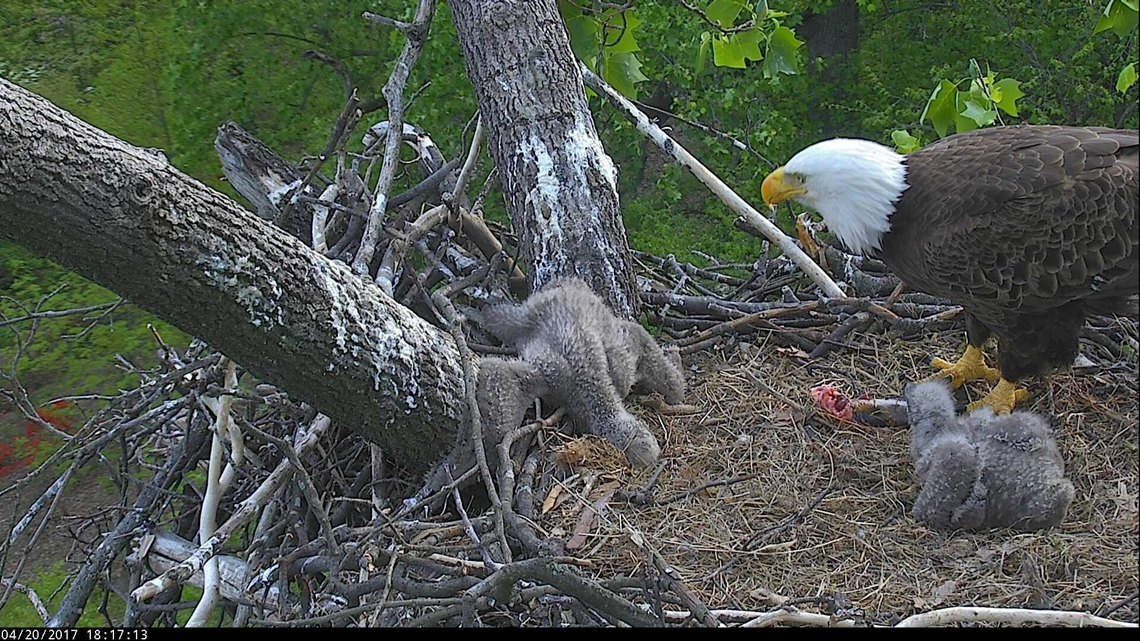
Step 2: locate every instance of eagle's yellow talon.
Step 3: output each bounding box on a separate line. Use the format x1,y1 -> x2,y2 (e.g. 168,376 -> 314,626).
924,345 -> 1001,389
966,379 -> 1029,415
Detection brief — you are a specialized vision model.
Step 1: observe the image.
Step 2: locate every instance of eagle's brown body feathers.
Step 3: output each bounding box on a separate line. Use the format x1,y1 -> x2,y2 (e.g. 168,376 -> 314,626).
879,125 -> 1139,381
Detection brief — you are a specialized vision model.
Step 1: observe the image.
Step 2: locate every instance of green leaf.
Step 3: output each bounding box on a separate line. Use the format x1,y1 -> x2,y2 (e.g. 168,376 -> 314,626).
601,51 -> 650,99
696,31 -> 712,73
558,0 -> 582,19
967,58 -> 984,82
960,97 -> 998,127
736,29 -> 765,62
560,0 -> 600,62
1096,0 -> 1139,38
755,0 -> 769,21
921,79 -> 959,138
967,78 -> 991,106
564,13 -> 599,61
1118,62 -> 1139,93
762,26 -> 803,78
954,92 -> 979,132
1122,0 -> 1139,10
707,0 -> 746,28
712,34 -> 747,69
891,129 -> 921,153
992,78 -> 1024,116
606,10 -> 643,54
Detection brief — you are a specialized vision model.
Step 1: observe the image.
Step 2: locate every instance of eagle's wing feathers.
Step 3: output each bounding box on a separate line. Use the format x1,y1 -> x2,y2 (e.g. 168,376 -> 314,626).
889,126 -> 1138,320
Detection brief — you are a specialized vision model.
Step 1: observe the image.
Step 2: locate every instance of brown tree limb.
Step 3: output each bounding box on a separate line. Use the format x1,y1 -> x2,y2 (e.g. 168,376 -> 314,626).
0,79 -> 467,474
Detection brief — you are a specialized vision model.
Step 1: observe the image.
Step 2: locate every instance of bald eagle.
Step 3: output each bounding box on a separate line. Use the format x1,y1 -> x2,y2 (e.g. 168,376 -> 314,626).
762,126 -> 1138,413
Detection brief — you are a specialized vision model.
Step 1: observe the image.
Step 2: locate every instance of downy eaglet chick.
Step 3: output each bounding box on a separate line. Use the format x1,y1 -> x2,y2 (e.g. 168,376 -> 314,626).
475,277 -> 685,467
904,380 -> 1074,531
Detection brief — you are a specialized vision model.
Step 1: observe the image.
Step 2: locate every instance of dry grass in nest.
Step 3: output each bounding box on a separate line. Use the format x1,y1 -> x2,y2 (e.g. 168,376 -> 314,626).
539,329 -> 1139,625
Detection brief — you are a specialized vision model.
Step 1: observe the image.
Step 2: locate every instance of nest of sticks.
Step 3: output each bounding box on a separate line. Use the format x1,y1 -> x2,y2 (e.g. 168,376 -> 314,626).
5,212 -> 1135,627
4,70 -> 1136,624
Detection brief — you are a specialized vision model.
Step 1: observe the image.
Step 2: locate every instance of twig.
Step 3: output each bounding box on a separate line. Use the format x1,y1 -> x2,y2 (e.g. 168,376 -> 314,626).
0,299 -> 122,327
450,115 -> 484,209
449,471 -> 499,572
275,90 -> 361,232
390,156 -> 462,210
630,530 -> 721,627
254,597 -> 467,627
431,289 -> 510,564
48,408 -> 211,627
465,557 -> 661,628
894,606 -> 1138,628
0,579 -> 50,623
673,301 -> 821,347
237,416 -> 341,557
376,203 -> 447,295
5,468 -> 72,547
744,480 -> 836,550
496,408 -> 566,554
362,11 -> 413,36
352,0 -> 437,275
656,473 -> 759,505
0,463 -> 70,615
1099,589 -> 1140,617
808,311 -> 873,359
673,0 -> 756,34
130,415 -> 332,604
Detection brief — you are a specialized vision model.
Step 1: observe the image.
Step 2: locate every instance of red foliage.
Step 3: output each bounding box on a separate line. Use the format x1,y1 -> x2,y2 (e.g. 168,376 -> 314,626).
0,400 -> 75,478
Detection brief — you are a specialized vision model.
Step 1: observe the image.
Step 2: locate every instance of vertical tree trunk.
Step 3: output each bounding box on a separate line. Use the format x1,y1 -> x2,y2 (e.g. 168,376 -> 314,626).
800,0 -> 862,137
448,0 -> 639,318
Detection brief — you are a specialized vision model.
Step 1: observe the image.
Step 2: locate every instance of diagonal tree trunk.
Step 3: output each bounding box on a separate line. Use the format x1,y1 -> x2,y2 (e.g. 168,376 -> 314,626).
0,78 -> 464,474
448,0 -> 639,318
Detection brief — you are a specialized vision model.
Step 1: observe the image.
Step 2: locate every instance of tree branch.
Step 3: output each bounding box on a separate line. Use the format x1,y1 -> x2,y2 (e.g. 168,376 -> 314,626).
353,0 -> 437,275
0,78 -> 466,474
579,65 -> 845,299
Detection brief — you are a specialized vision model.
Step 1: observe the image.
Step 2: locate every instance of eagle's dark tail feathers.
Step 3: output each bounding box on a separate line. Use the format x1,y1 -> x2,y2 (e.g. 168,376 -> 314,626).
1087,294 -> 1140,319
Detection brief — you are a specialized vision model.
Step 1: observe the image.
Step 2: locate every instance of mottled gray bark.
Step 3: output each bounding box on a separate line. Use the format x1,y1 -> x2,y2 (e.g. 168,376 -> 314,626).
448,0 -> 639,318
213,121 -> 314,246
0,78 -> 464,473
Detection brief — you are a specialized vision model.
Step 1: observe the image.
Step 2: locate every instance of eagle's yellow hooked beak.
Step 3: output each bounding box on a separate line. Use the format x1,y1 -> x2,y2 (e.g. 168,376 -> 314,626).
761,166 -> 806,210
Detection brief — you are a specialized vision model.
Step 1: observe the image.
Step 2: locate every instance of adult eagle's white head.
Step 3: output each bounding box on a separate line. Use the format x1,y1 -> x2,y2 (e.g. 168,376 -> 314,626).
761,138 -> 909,256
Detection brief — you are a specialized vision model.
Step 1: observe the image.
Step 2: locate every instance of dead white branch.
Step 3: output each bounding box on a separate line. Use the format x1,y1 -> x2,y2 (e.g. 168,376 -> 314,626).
312,183 -> 339,253
894,606 -> 1139,628
452,115 -> 484,203
0,579 -> 50,623
659,607 -> 857,627
739,609 -> 857,628
579,64 -> 845,299
131,414 -> 331,604
353,0 -> 437,274
188,360 -> 242,627
129,531 -> 281,607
